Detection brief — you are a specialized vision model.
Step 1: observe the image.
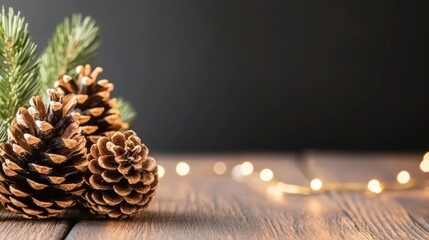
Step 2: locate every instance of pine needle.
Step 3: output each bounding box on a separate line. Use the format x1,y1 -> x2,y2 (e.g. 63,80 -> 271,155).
0,11 -> 137,138
38,14 -> 100,96
116,98 -> 137,127
0,7 -> 39,143
0,120 -> 7,143
39,14 -> 137,126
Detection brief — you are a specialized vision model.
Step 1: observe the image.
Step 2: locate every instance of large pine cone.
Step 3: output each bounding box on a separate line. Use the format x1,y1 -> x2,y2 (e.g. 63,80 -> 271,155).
82,130 -> 158,218
54,64 -> 127,148
0,90 -> 87,219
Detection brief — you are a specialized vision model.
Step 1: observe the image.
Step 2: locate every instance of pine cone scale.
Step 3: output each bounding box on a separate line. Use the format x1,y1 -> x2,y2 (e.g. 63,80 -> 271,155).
29,163 -> 52,175
82,130 -> 158,218
55,65 -> 127,148
0,62 -> 157,219
0,91 -> 88,219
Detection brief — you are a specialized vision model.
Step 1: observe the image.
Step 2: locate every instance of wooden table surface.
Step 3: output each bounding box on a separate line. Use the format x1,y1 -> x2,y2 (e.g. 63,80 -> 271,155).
1,153 -> 428,240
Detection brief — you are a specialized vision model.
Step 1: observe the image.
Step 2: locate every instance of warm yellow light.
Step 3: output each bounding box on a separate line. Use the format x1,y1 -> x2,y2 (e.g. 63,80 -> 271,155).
213,162 -> 227,175
158,165 -> 165,178
368,179 -> 383,194
260,168 -> 274,182
310,178 -> 323,191
176,162 -> 190,176
423,152 -> 429,160
420,158 -> 429,172
231,164 -> 242,180
240,162 -> 254,176
396,170 -> 410,184
267,185 -> 283,198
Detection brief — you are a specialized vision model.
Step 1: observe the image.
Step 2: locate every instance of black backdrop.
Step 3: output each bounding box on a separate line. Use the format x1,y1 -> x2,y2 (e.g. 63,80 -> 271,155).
3,0 -> 429,152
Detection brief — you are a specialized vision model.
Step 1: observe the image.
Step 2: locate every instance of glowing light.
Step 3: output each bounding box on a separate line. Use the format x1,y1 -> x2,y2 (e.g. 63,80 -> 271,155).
176,162 -> 190,176
260,169 -> 274,182
267,185 -> 283,198
420,158 -> 429,172
310,178 -> 323,191
158,165 -> 165,178
240,162 -> 254,176
231,164 -> 242,180
396,171 -> 410,184
368,179 -> 383,194
213,162 -> 227,175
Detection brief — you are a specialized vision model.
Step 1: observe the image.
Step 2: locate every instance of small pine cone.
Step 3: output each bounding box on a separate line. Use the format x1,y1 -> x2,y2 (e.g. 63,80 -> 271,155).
82,130 -> 158,218
0,90 -> 87,219
54,64 -> 128,148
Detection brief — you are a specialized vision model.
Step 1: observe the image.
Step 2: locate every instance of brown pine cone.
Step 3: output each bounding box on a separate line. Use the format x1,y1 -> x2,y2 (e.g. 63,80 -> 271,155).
54,64 -> 128,148
82,130 -> 158,218
0,90 -> 87,219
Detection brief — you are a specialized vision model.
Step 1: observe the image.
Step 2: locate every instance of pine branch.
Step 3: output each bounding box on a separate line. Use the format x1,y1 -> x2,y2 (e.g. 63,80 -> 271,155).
0,7 -> 39,143
0,120 -> 7,143
116,98 -> 137,127
38,14 -> 100,95
39,14 -> 137,128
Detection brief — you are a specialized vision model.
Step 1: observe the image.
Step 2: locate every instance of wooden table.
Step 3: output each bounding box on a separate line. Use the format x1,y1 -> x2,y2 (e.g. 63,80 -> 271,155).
1,153 -> 428,239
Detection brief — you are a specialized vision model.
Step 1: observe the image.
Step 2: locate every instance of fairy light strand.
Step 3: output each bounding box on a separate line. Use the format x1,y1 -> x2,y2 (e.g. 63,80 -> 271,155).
234,161 -> 428,196
158,154 -> 429,196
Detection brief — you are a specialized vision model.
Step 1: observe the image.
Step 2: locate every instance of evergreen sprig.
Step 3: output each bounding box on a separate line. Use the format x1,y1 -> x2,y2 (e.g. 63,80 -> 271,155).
0,9 -> 137,143
116,98 -> 137,126
0,7 -> 39,143
38,14 -> 136,127
39,14 -> 100,94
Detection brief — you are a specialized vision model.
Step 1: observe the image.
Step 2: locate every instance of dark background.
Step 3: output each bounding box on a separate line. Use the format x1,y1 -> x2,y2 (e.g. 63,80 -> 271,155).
3,0 -> 429,153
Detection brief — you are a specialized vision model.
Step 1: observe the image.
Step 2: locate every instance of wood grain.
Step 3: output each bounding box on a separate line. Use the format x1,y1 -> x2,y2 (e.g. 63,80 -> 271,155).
66,153 -> 416,240
1,153 -> 427,239
0,210 -> 72,240
304,152 -> 429,239
65,154 -> 336,239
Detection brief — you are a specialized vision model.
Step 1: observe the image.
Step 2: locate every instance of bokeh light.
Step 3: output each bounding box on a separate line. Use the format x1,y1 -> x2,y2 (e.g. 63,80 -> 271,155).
176,162 -> 190,176
367,179 -> 383,194
213,162 -> 227,175
310,178 -> 323,191
259,168 -> 274,182
267,185 -> 283,198
420,158 -> 429,172
231,164 -> 242,180
158,165 -> 165,178
396,170 -> 410,184
240,162 -> 254,176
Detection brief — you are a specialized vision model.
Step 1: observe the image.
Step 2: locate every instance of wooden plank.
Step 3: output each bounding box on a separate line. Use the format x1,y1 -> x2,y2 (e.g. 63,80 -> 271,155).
0,210 -> 72,240
304,152 -> 429,239
65,154 -> 370,240
2,153 -> 425,239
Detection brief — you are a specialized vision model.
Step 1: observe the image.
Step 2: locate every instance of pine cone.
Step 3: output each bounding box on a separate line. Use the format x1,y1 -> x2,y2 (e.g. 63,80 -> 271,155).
0,90 -> 87,219
54,64 -> 127,148
82,130 -> 158,218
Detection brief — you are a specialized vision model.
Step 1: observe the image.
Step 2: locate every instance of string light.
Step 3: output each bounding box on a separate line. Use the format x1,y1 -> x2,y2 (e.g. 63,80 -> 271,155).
240,162 -> 254,176
213,162 -> 227,175
176,162 -> 190,176
163,151 -> 429,196
420,159 -> 429,172
367,179 -> 383,194
259,169 -> 274,182
236,153 -> 429,195
158,165 -> 165,178
396,171 -> 410,184
231,164 -> 243,180
234,165 -> 429,196
310,178 -> 323,191
267,185 -> 283,198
